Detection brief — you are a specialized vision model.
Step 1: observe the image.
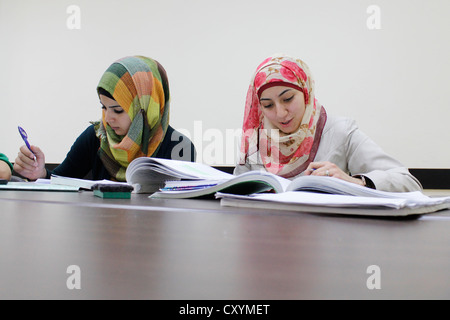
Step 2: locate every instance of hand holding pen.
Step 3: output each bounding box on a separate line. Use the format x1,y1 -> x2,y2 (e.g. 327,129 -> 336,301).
14,126 -> 47,180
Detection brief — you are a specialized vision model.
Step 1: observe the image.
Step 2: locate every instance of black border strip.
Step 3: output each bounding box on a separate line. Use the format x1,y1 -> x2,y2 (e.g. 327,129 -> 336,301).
409,169 -> 450,189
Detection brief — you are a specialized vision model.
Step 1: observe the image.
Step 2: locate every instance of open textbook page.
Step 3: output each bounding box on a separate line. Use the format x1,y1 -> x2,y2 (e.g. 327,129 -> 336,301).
150,170 -> 291,198
127,157 -> 247,194
49,175 -> 130,190
0,179 -> 79,192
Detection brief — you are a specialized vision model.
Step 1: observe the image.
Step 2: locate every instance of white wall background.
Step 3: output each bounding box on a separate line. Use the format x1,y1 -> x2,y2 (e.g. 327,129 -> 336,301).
1,0 -> 449,168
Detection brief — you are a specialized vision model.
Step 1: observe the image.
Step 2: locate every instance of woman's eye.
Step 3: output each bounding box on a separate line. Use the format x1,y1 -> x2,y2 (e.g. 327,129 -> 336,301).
262,104 -> 273,109
114,109 -> 124,114
284,96 -> 294,102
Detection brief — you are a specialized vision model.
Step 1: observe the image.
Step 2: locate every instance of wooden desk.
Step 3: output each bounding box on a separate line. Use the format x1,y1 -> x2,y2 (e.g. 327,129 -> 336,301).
0,190 -> 450,300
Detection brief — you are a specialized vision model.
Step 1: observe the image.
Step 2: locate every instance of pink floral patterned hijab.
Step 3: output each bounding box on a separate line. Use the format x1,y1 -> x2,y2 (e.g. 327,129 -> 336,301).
238,54 -> 327,178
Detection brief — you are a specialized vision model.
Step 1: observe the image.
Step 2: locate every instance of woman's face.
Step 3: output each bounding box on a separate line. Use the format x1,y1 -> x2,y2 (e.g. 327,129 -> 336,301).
259,85 -> 306,134
99,94 -> 132,136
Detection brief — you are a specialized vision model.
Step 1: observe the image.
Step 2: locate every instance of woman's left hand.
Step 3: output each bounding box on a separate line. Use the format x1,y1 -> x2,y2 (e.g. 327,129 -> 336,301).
304,161 -> 365,186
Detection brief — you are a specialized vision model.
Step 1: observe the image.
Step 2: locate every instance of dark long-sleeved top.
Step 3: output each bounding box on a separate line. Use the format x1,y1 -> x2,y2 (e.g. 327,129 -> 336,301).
46,125 -> 196,180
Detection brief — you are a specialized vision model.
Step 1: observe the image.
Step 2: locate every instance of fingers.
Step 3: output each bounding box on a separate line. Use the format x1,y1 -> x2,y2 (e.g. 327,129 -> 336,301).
16,145 -> 37,167
305,161 -> 334,177
12,161 -> 34,178
30,145 -> 44,161
14,145 -> 46,180
305,161 -> 368,187
306,161 -> 346,178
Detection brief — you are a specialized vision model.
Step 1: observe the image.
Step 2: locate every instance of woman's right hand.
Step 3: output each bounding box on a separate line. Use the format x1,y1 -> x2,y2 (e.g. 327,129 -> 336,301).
14,145 -> 47,181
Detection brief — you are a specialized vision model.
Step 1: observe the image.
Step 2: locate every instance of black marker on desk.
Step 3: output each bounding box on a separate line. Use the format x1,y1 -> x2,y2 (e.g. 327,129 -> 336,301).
92,184 -> 134,199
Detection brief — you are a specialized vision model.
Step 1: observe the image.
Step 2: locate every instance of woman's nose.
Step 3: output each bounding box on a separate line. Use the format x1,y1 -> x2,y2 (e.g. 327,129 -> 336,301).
104,109 -> 114,123
275,103 -> 288,118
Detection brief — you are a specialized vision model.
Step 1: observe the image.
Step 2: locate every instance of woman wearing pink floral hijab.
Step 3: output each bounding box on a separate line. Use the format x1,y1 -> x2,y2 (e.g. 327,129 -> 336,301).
235,54 -> 422,192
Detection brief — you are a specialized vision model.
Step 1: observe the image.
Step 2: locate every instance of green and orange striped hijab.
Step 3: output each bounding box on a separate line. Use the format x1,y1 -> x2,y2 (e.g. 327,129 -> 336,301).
94,56 -> 170,181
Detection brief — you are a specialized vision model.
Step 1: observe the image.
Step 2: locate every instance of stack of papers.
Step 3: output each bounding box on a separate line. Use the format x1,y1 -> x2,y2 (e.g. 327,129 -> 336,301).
216,191 -> 450,217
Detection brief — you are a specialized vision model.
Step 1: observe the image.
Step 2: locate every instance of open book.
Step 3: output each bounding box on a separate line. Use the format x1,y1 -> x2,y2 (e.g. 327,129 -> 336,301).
125,158 -> 450,216
125,157 -> 426,201
126,157 -> 302,196
126,157 -> 246,194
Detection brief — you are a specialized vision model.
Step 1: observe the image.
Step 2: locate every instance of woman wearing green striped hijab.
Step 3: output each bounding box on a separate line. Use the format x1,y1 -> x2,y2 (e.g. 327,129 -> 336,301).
14,56 -> 196,182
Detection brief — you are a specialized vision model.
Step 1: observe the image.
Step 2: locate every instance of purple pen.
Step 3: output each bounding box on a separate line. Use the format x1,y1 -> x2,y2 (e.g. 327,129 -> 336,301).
18,126 -> 36,161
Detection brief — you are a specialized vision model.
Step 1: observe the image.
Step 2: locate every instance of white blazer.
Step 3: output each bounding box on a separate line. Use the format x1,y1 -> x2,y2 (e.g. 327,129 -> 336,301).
234,114 -> 422,192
